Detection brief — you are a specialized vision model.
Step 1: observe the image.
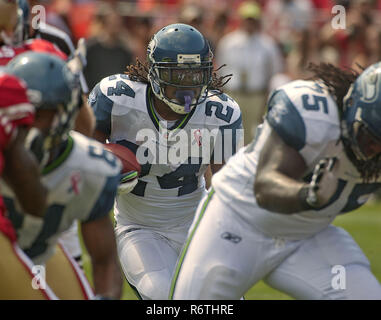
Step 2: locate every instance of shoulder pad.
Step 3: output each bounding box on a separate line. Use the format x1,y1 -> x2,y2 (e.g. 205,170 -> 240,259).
200,91 -> 242,129
266,80 -> 340,151
98,74 -> 147,110
69,131 -> 122,177
89,74 -> 148,136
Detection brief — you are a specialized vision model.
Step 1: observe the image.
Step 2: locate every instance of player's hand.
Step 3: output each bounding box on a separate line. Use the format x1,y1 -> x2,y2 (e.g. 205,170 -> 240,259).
117,171 -> 138,195
301,157 -> 339,209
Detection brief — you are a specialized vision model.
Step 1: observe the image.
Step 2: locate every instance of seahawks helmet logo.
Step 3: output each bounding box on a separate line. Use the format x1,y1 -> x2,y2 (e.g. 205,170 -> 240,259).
361,67 -> 381,103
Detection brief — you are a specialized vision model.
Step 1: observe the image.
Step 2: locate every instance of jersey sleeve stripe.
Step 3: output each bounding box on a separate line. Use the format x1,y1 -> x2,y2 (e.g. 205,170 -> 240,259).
0,103 -> 35,125
89,83 -> 114,136
266,89 -> 306,151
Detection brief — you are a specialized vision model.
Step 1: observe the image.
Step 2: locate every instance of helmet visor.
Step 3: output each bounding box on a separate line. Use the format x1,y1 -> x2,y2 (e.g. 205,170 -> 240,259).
157,65 -> 211,87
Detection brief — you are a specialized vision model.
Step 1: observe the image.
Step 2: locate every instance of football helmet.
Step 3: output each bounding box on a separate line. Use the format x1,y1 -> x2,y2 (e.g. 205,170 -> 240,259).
147,23 -> 213,114
341,62 -> 381,180
6,51 -> 81,165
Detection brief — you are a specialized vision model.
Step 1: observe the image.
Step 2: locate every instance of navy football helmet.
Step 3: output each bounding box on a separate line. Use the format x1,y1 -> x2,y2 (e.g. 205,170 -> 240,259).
147,23 -> 213,114
342,62 -> 381,180
6,51 -> 81,165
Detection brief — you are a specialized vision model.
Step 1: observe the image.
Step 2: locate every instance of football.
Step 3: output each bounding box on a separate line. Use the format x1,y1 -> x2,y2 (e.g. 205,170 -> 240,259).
104,143 -> 141,175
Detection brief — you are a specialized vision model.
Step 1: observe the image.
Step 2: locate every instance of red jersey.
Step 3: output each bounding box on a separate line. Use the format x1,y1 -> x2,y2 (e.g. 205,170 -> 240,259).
0,73 -> 35,241
0,38 -> 67,66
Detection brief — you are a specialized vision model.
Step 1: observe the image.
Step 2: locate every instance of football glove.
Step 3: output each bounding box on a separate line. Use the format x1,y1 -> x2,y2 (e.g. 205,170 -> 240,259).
117,171 -> 138,195
300,157 -> 339,209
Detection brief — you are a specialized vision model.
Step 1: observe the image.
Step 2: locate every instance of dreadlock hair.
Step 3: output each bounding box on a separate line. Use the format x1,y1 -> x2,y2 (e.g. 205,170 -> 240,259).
124,58 -> 232,94
307,62 -> 381,182
125,58 -> 150,83
307,62 -> 359,113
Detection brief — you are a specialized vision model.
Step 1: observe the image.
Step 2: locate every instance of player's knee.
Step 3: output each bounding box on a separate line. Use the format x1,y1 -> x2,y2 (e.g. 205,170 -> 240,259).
137,269 -> 172,300
197,265 -> 245,299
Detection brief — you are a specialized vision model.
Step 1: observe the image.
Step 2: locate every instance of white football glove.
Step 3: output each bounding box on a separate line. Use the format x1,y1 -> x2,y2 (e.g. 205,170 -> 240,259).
301,157 -> 339,209
117,171 -> 138,195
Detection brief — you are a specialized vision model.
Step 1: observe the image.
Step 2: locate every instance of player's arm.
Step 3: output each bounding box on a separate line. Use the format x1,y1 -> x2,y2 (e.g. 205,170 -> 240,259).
2,127 -> 47,217
74,94 -> 96,137
93,129 -> 108,144
87,82 -> 113,144
210,163 -> 224,174
204,163 -> 225,189
254,127 -> 308,214
81,215 -> 122,300
254,126 -> 339,213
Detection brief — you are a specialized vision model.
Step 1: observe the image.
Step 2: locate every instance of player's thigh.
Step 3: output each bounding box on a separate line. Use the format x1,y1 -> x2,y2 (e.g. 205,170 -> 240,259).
116,227 -> 179,300
0,232 -> 56,300
45,243 -> 94,300
171,190 -> 267,300
264,225 -> 381,300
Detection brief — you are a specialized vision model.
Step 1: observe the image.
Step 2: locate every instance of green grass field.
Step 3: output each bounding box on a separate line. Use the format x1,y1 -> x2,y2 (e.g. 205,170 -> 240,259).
81,201 -> 381,300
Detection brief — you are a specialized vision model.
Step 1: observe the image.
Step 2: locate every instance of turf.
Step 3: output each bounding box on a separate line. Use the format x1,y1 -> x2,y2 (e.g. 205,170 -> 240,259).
81,202 -> 381,300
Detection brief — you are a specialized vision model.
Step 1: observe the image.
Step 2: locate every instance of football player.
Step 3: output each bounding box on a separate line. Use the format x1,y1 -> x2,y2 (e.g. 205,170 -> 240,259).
1,0 -> 94,269
0,71 -> 55,299
0,0 -> 95,137
170,63 -> 381,299
89,23 -> 243,299
2,51 -> 123,300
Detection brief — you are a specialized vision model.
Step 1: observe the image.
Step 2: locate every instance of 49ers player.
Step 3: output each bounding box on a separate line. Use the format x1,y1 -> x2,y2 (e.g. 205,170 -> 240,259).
0,72 -> 55,299
0,37 -> 67,65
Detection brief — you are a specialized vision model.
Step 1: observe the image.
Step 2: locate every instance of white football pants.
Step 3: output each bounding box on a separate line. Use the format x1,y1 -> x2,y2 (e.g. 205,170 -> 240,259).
170,190 -> 381,300
115,221 -> 192,300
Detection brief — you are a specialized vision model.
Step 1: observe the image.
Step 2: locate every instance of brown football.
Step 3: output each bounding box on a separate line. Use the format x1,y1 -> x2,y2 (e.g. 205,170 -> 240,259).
104,143 -> 141,175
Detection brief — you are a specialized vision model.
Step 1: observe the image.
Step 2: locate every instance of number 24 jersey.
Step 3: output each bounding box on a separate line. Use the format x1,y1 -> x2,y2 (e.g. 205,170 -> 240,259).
89,75 -> 242,228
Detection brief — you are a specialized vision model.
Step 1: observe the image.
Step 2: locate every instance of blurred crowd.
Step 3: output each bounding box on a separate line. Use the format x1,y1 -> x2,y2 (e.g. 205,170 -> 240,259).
32,0 -> 381,143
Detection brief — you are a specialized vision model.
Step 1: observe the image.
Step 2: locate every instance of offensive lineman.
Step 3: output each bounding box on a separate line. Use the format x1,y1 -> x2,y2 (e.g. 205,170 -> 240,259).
89,23 -> 242,299
170,62 -> 381,300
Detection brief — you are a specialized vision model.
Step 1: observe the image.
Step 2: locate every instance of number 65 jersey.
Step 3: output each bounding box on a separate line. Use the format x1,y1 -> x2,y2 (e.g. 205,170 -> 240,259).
1,131 -> 122,264
213,80 -> 381,240
89,74 -> 242,229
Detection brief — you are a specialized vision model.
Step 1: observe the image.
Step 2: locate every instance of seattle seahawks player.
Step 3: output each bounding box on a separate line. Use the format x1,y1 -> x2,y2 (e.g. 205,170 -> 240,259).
2,51 -> 123,300
89,23 -> 242,300
170,62 -> 381,300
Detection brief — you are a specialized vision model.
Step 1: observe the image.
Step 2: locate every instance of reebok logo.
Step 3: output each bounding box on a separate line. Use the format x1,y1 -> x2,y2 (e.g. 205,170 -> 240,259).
221,232 -> 242,244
